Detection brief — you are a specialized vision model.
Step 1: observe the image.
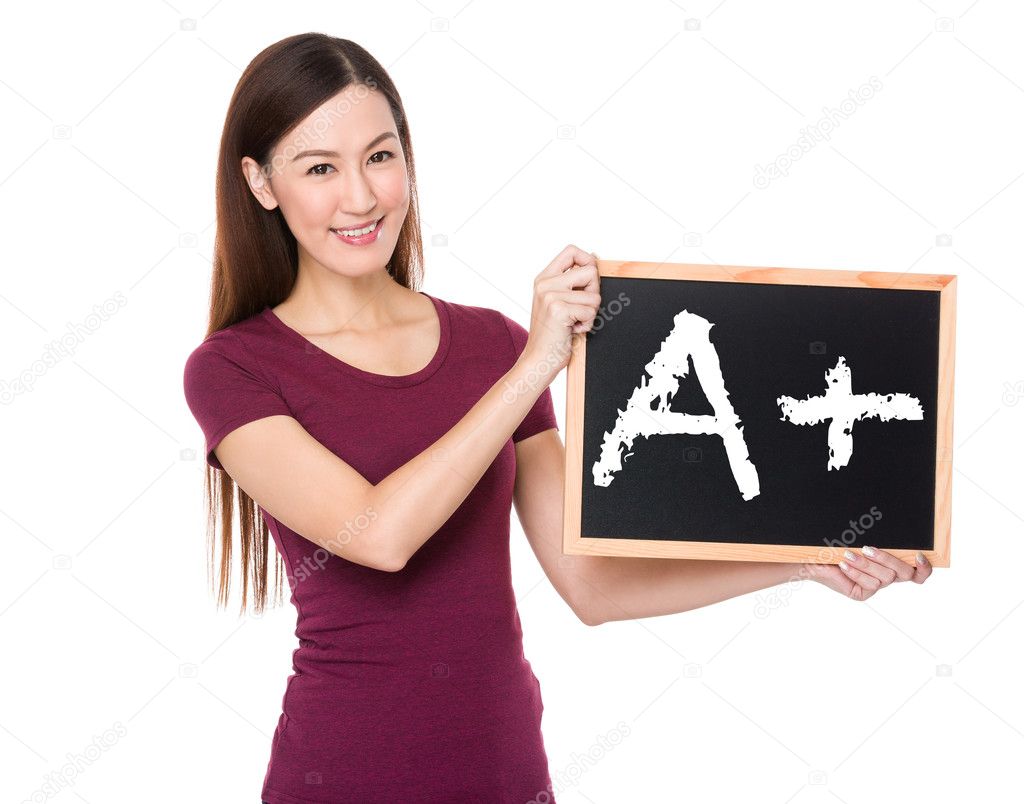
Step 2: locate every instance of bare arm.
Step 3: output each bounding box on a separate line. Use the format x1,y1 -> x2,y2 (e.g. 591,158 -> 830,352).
366,352 -> 553,569
217,351 -> 551,572
512,428 -> 803,625
214,244 -> 603,573
582,555 -> 804,626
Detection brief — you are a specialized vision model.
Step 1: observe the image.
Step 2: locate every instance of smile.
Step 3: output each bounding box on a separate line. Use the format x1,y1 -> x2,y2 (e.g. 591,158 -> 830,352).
330,217 -> 384,245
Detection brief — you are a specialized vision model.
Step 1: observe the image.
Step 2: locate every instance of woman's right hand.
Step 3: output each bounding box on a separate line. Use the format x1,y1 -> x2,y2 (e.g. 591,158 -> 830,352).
523,244 -> 602,375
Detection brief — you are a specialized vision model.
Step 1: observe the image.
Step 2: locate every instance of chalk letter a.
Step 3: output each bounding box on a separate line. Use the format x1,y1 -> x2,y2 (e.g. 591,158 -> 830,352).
592,309 -> 761,501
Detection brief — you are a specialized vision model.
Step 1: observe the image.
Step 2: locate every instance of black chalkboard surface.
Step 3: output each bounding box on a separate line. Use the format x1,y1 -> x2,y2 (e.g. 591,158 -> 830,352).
562,261 -> 955,567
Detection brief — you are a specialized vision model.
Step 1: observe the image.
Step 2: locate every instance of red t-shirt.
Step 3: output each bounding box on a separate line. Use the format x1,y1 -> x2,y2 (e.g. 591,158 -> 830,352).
183,292 -> 560,803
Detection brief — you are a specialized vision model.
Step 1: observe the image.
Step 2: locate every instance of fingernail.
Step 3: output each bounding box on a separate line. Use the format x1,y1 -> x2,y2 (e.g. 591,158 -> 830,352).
916,552 -> 927,565
839,560 -> 850,571
862,545 -> 877,557
843,549 -> 857,562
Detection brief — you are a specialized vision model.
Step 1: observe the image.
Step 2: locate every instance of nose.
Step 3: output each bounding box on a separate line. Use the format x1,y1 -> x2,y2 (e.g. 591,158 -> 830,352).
337,159 -> 377,213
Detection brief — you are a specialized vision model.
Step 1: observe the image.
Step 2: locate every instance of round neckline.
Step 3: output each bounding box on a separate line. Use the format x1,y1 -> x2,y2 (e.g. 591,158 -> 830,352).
261,291 -> 451,388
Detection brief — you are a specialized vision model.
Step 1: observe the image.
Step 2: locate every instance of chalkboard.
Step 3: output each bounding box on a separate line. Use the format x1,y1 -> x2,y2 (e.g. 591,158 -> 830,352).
562,261 -> 955,567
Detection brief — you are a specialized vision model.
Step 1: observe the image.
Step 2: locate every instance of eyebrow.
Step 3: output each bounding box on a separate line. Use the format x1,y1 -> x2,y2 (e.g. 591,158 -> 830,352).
291,132 -> 398,162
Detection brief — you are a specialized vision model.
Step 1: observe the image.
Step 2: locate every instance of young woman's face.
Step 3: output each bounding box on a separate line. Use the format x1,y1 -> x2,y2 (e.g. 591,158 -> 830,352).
249,86 -> 410,277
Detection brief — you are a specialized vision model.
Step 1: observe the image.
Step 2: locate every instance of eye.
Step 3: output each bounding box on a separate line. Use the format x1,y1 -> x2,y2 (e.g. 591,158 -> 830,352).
306,151 -> 396,176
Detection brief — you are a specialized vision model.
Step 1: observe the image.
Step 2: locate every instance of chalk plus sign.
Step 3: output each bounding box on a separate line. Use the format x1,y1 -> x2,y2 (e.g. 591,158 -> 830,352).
777,356 -> 923,471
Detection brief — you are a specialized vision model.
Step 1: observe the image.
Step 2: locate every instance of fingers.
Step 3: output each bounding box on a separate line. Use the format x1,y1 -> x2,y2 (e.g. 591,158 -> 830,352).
842,548 -> 900,586
550,299 -> 600,331
539,262 -> 600,295
838,558 -> 883,596
911,552 -> 933,584
539,244 -> 598,280
839,547 -> 933,597
843,548 -> 892,585
550,289 -> 602,308
856,547 -> 930,584
866,548 -> 918,582
547,285 -> 601,333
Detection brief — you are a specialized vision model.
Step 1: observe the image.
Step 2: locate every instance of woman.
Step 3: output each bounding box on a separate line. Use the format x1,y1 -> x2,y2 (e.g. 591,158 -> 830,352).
183,33 -> 932,804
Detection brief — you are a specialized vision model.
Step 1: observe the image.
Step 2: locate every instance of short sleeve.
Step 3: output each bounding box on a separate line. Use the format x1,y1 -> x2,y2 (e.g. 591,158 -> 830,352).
500,312 -> 560,443
182,329 -> 292,470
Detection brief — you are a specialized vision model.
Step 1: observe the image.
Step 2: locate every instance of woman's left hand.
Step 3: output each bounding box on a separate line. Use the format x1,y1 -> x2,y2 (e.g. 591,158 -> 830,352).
803,547 -> 933,601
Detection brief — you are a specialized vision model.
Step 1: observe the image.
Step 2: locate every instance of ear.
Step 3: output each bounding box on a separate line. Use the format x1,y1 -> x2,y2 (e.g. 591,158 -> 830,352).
240,156 -> 279,211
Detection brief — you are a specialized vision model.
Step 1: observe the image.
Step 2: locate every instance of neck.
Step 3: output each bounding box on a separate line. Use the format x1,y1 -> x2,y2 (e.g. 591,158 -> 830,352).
282,261 -> 412,333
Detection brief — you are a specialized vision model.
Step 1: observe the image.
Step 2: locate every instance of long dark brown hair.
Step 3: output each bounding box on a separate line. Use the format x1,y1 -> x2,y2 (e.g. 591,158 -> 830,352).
200,33 -> 424,616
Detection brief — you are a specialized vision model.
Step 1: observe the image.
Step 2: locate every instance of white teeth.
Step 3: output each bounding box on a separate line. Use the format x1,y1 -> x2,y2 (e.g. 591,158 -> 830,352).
334,219 -> 379,237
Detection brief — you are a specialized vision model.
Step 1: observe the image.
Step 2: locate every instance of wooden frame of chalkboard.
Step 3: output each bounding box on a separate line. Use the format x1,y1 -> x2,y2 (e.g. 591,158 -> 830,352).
563,260 -> 955,568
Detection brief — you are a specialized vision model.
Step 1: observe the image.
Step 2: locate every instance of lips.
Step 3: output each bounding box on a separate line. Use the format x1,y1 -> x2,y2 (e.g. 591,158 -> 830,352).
331,217 -> 381,234
330,216 -> 385,245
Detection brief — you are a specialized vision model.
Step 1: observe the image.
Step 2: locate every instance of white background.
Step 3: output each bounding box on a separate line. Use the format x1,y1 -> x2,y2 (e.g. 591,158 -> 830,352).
2,1 -> 1022,802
